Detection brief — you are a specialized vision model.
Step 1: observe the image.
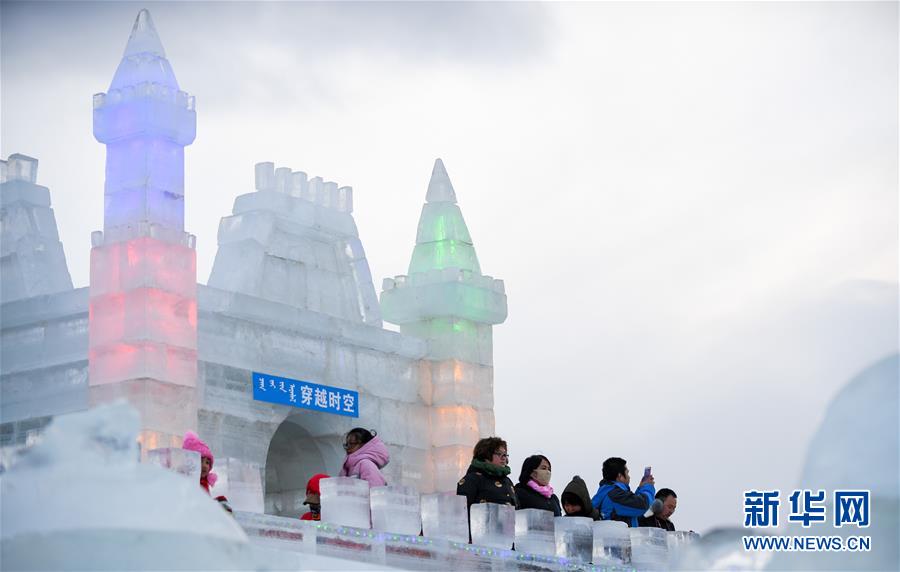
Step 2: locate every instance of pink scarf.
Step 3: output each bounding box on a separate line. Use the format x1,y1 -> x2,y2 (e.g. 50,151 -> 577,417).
527,479 -> 554,498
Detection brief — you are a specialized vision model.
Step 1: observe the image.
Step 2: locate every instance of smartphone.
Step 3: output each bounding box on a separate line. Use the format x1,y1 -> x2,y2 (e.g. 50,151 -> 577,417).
643,466 -> 652,479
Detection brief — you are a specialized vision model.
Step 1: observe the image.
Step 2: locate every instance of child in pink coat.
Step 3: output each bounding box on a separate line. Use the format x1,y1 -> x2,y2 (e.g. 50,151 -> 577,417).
339,428 -> 389,487
182,431 -> 217,493
183,431 -> 232,513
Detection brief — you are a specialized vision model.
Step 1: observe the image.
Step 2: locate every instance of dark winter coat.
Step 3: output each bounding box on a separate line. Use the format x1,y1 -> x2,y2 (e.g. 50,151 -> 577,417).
591,479 -> 656,528
457,463 -> 518,508
639,515 -> 675,531
560,475 -> 600,520
514,482 -> 562,516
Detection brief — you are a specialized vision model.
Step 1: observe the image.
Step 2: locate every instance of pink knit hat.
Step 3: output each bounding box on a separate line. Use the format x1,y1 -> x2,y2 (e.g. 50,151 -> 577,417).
183,431 -> 217,487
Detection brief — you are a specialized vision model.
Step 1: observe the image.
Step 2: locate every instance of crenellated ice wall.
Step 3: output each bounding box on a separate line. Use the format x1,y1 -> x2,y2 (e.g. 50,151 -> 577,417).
1,9 -> 507,523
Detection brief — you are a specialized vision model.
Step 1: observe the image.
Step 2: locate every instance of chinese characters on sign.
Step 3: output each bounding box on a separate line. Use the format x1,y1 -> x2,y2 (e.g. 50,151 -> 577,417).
744,489 -> 871,529
252,372 -> 359,418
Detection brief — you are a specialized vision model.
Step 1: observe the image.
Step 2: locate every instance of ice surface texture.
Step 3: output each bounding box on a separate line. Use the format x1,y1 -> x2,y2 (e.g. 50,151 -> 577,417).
88,9 -> 199,454
420,493 -> 469,543
371,485 -> 421,535
554,516 -> 593,562
592,520 -> 631,565
146,446 -> 200,480
208,162 -> 381,326
1,401 -> 245,542
515,508 -> 556,556
470,502 -> 515,549
320,476 -> 372,529
1,153 -> 74,303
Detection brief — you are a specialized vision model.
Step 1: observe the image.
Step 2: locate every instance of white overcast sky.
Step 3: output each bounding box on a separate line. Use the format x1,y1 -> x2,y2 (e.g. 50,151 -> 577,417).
2,1 -> 898,533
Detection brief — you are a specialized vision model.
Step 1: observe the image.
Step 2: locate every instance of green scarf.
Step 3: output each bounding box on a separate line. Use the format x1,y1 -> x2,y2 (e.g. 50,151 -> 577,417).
471,458 -> 511,477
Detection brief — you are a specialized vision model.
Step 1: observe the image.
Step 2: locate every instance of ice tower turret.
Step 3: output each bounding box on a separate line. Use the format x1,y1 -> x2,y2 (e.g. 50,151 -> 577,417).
0,154 -> 74,303
381,159 -> 507,492
88,10 -> 198,452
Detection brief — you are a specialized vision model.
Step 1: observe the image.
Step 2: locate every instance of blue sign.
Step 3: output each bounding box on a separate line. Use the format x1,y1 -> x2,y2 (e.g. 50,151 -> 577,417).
252,372 -> 359,418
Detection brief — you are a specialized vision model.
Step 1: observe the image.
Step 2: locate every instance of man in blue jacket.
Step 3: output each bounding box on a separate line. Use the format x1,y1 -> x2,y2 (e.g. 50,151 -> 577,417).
591,457 -> 656,527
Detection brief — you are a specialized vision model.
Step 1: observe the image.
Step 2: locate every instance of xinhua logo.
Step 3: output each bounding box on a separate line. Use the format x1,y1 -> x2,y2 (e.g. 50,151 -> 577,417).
742,489 -> 872,553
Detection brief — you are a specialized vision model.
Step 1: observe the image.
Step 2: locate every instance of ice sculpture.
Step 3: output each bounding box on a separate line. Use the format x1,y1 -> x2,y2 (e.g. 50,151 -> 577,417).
371,485 -> 421,535
88,9 -> 199,451
208,161 -> 380,325
554,516 -> 593,562
592,520 -> 631,565
630,527 -> 668,570
146,447 -> 200,480
320,476 -> 371,529
381,159 -> 507,491
0,153 -> 73,303
514,508 -> 556,556
0,402 -> 257,571
469,502 -> 515,549
420,493 -> 469,543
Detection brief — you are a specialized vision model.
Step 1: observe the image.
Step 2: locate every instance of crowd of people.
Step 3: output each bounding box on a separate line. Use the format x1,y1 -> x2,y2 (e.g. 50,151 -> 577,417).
181,429 -> 679,532
454,436 -> 678,531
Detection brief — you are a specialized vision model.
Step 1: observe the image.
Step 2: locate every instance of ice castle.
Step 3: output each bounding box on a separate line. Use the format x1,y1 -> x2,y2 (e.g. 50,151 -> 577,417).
0,9 -> 507,514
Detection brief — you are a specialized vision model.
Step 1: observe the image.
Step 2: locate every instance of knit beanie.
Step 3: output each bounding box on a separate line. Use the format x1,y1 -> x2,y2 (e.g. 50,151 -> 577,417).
183,431 -> 217,487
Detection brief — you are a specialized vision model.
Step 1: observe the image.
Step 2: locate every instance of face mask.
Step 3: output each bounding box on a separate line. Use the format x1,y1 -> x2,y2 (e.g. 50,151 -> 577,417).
532,468 -> 551,486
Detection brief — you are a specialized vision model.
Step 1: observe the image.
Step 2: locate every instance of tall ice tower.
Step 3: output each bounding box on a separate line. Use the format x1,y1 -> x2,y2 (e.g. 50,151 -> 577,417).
381,159 -> 507,492
88,10 -> 198,452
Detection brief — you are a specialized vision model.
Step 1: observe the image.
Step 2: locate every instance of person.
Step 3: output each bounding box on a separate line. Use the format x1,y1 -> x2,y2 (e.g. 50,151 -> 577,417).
300,473 -> 329,521
639,488 -> 677,531
182,431 -> 218,494
456,436 -> 517,508
339,428 -> 389,487
514,455 -> 561,516
591,457 -> 655,527
560,475 -> 600,520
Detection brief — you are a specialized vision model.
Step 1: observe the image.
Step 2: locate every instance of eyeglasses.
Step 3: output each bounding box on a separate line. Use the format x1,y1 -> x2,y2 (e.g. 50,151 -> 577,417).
343,441 -> 360,451
493,451 -> 509,459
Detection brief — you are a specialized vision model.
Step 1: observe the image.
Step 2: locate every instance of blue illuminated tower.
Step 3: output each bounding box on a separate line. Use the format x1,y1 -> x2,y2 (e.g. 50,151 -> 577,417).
88,10 -> 199,452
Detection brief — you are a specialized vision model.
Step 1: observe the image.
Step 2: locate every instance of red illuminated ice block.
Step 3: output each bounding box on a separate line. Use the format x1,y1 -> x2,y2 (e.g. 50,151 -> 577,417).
89,236 -> 196,298
89,234 -> 197,387
88,288 -> 197,350
89,340 -> 196,387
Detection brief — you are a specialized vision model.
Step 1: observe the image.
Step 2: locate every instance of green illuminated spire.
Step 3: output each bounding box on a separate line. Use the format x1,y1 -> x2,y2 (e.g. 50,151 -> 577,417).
408,159 -> 481,275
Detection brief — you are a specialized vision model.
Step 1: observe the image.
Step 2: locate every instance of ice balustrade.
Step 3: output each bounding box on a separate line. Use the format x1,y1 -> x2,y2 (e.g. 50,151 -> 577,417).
593,520 -> 632,565
515,508 -> 556,556
420,492 -> 469,543
370,485 -> 421,535
145,447 -> 199,480
667,530 -> 699,569
198,477 -> 699,569
234,511 -> 637,571
319,476 -> 371,529
469,502 -> 515,549
555,516 -> 594,562
630,526 -> 669,570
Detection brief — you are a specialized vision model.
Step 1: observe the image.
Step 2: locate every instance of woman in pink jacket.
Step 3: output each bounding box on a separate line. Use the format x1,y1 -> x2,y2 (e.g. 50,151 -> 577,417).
339,428 -> 389,487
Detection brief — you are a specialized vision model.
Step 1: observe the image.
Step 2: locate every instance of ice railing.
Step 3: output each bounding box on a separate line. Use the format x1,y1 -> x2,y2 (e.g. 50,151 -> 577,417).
383,268 -> 506,294
227,476 -> 699,572
253,162 -> 353,214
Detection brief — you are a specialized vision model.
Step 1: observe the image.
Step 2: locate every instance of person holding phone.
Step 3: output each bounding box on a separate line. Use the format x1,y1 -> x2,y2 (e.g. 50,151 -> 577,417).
590,457 -> 656,527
